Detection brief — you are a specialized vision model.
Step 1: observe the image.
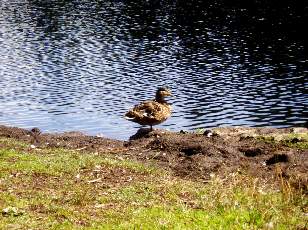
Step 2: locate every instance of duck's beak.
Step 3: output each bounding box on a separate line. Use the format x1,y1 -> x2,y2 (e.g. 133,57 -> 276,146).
168,91 -> 175,97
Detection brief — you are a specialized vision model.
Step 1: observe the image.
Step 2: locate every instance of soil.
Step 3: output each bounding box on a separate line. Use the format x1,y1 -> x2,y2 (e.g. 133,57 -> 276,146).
0,125 -> 307,192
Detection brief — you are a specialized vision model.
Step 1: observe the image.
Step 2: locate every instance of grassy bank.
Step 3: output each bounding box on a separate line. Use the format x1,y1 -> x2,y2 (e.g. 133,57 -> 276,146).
0,137 -> 307,229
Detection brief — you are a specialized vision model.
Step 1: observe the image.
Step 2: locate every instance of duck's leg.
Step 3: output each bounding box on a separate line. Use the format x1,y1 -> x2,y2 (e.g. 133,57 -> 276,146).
150,125 -> 153,131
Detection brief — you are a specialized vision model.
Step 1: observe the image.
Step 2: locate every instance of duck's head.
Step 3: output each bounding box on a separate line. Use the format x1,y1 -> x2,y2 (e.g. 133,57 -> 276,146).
156,87 -> 172,102
156,87 -> 172,97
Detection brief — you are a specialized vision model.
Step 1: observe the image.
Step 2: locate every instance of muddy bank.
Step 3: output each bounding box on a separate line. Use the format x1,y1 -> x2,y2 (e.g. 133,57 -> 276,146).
0,125 -> 307,192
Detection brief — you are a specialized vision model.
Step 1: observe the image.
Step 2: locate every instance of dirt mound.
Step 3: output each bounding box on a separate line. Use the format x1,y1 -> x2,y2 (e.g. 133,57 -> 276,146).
0,125 -> 307,191
0,125 -> 122,152
125,127 -> 307,191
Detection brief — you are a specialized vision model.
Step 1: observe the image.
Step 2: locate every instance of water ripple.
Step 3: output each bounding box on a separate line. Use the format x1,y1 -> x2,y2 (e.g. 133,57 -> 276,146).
0,1 -> 307,140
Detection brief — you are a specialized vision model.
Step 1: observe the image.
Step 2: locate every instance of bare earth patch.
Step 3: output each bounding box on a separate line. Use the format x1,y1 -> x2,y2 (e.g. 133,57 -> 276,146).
0,125 -> 307,192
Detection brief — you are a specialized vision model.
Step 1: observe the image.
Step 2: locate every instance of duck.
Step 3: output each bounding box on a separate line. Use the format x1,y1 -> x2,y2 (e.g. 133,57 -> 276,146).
124,87 -> 173,131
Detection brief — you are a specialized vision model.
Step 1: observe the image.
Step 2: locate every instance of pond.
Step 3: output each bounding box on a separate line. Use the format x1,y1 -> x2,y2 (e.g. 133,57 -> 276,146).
0,0 -> 307,140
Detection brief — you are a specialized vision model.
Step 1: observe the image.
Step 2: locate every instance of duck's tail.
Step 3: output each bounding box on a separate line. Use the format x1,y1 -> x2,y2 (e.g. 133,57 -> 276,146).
124,115 -> 134,120
124,111 -> 136,120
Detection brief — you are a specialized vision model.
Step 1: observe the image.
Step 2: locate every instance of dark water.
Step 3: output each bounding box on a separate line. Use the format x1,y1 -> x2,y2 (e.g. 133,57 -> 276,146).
0,0 -> 307,140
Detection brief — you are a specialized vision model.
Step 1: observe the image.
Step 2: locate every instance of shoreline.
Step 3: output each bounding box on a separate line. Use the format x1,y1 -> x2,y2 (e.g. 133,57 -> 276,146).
1,124 -> 307,141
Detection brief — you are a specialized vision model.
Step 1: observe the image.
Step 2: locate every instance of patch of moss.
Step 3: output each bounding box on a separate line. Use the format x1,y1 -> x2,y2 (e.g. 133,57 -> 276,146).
256,133 -> 308,149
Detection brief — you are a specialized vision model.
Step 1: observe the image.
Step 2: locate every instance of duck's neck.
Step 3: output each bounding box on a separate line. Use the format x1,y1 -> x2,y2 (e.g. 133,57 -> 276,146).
155,94 -> 166,103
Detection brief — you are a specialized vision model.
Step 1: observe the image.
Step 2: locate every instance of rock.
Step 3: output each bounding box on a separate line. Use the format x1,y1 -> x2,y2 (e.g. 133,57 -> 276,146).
2,207 -> 24,216
291,127 -> 308,134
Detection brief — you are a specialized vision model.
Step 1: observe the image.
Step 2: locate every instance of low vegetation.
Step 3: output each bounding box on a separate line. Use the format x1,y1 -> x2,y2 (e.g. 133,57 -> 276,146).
256,132 -> 308,150
0,136 -> 307,229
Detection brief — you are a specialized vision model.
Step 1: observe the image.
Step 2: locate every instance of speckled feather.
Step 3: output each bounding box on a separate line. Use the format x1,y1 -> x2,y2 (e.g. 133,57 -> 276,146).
125,101 -> 172,126
125,87 -> 172,128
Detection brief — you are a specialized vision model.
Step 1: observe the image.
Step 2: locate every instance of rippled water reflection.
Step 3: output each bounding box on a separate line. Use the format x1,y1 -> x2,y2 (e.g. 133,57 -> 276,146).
0,0 -> 307,140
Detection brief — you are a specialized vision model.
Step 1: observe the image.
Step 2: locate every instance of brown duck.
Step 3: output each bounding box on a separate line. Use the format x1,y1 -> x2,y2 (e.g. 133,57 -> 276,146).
124,87 -> 172,130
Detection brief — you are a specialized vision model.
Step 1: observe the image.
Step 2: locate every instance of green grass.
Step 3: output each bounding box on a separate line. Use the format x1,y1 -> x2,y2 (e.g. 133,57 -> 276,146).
256,133 -> 308,150
0,137 -> 307,229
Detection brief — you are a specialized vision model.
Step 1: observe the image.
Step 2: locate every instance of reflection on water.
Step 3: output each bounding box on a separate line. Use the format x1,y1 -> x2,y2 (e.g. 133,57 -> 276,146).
0,0 -> 307,140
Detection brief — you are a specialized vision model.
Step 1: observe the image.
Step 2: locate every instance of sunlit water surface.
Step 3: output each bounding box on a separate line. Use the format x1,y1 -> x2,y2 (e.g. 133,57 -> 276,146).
0,1 -> 307,140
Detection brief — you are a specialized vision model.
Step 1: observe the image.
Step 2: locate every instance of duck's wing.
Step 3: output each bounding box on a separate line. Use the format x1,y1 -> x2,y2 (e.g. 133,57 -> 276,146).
125,101 -> 157,119
125,101 -> 171,121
